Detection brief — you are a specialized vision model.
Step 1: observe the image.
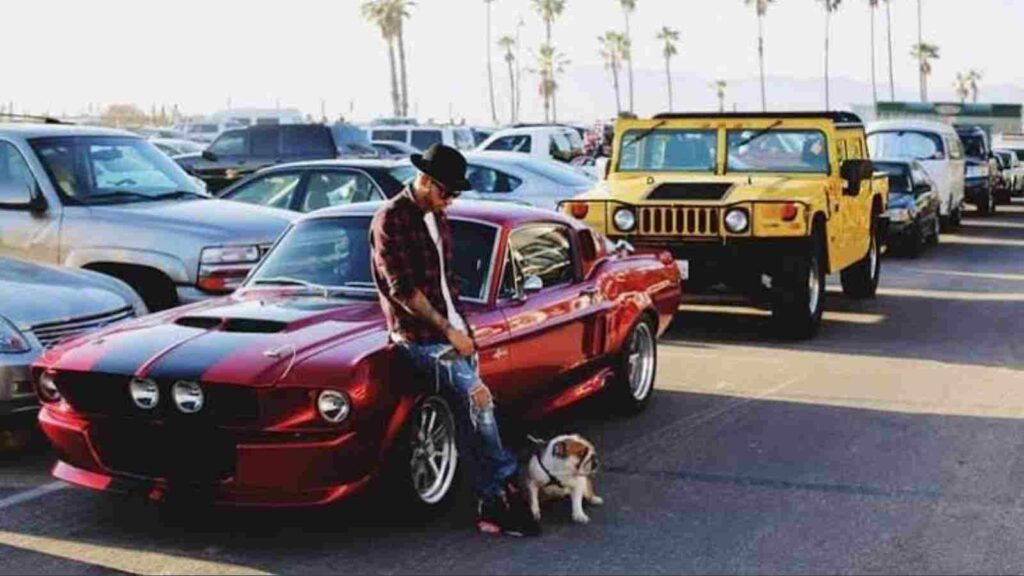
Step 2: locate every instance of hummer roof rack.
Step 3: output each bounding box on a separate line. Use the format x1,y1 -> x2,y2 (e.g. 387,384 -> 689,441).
651,111 -> 863,126
0,113 -> 69,125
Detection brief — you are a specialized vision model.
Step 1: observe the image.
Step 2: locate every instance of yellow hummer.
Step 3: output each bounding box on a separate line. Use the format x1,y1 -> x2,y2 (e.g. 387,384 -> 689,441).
562,112 -> 888,339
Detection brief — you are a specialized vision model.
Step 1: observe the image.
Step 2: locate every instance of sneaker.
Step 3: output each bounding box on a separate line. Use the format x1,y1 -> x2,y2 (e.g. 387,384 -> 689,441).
476,493 -> 541,537
503,479 -> 542,537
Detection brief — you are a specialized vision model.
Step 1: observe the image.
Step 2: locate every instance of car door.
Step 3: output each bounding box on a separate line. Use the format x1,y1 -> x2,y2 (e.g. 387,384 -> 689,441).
0,140 -> 61,262
910,163 -> 940,228
299,169 -> 385,212
496,223 -> 602,405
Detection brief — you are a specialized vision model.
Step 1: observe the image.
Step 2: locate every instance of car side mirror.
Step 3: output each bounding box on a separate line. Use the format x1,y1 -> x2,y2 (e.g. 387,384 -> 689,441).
840,159 -> 873,196
0,181 -> 33,208
522,275 -> 543,293
595,157 -> 611,180
201,150 -> 218,162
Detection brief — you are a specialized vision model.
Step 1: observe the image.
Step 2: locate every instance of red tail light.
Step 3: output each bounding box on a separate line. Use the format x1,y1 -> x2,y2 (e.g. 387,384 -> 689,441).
781,203 -> 799,222
569,202 -> 589,219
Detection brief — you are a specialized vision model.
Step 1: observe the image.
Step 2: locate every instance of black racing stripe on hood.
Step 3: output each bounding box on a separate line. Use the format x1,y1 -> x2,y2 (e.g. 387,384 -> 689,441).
143,331 -> 275,383
89,324 -> 206,377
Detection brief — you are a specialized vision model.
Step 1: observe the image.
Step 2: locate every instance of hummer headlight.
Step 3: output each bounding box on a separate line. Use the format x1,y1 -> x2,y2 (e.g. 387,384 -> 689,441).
613,208 -> 637,232
724,208 -> 750,233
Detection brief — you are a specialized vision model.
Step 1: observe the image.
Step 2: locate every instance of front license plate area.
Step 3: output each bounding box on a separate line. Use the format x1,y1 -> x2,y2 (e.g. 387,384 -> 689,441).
91,423 -> 235,483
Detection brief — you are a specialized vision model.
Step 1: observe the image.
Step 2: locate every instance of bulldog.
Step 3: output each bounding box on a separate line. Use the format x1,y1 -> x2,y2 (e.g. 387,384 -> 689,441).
525,434 -> 603,524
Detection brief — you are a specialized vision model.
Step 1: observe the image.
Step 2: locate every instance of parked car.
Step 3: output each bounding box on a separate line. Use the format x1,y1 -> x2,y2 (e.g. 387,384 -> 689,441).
218,160 -> 405,212
955,125 -> 1000,215
0,123 -> 297,311
392,152 -> 596,211
0,256 -> 146,423
477,125 -> 585,163
32,200 -> 681,509
874,160 -> 942,257
366,124 -> 476,152
133,127 -> 188,140
993,149 -> 1024,198
173,122 -> 231,144
867,119 -> 966,228
472,127 -> 495,146
175,123 -> 377,193
566,111 -> 889,339
150,138 -> 206,157
371,140 -> 420,159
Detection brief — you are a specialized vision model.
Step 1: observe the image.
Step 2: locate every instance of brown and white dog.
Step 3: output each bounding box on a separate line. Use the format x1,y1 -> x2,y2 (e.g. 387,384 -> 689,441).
525,434 -> 603,524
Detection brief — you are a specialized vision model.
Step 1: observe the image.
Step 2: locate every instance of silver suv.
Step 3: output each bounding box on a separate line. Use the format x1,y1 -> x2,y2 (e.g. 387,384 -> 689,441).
0,123 -> 297,310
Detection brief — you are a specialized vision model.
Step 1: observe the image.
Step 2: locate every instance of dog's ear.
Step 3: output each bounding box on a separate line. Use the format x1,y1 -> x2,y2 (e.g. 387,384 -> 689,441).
553,440 -> 569,459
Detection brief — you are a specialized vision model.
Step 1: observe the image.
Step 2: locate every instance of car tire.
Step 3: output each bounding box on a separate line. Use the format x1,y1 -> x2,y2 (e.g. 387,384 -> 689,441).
841,217 -> 882,299
950,205 -> 963,227
905,225 -> 924,258
927,215 -> 941,247
609,317 -> 658,414
391,394 -> 461,515
771,227 -> 826,340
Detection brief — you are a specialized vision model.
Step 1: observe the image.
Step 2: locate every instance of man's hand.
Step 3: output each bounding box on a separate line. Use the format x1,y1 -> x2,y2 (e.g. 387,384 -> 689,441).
446,327 -> 476,357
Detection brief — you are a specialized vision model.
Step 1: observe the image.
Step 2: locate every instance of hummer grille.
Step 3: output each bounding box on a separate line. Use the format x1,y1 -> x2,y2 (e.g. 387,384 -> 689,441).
639,206 -> 721,237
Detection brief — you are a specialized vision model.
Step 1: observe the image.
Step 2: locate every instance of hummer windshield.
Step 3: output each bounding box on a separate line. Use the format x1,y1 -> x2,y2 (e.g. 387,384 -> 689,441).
726,130 -> 829,174
617,130 -> 717,173
29,136 -> 206,205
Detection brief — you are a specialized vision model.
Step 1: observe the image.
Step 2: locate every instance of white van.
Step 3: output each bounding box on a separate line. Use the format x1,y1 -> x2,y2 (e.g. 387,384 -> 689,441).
366,124 -> 476,152
867,120 -> 966,227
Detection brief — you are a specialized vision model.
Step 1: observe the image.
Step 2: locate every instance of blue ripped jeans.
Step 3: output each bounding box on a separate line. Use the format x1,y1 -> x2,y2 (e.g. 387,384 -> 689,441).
398,341 -> 518,500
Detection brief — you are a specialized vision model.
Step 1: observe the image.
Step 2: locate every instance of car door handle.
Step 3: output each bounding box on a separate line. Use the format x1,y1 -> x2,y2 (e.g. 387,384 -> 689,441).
580,287 -> 599,297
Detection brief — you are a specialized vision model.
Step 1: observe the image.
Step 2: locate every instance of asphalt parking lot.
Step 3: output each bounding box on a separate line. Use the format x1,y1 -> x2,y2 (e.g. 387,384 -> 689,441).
1,202 -> 1023,575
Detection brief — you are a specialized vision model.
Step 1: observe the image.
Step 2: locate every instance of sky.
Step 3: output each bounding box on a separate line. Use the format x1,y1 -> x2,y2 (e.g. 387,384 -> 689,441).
5,0 -> 1024,124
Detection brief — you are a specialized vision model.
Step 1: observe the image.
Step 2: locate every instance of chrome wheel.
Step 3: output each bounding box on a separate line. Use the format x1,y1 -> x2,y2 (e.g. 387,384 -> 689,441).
408,397 -> 458,505
808,255 -> 822,315
868,234 -> 879,281
627,322 -> 656,402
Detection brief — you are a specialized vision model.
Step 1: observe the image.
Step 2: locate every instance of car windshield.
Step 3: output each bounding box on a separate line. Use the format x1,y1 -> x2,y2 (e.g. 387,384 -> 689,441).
867,130 -> 945,161
958,133 -> 987,158
249,216 -> 499,301
872,162 -> 913,193
515,159 -> 595,187
617,129 -> 717,172
726,130 -> 829,174
29,136 -> 203,204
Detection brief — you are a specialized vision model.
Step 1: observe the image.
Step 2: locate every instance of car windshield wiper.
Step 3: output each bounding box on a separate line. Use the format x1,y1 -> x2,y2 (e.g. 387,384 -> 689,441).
151,190 -> 210,201
623,120 -> 667,149
251,277 -> 331,295
731,120 -> 784,149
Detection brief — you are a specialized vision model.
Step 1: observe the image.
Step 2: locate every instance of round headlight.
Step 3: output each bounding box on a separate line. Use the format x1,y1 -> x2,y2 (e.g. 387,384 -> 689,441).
317,390 -> 350,424
613,208 -> 637,232
38,371 -> 61,402
129,377 -> 159,410
724,209 -> 750,233
172,381 -> 204,414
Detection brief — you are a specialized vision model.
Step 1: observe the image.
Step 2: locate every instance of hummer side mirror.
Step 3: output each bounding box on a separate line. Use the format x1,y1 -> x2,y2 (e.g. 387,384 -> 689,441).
841,159 -> 874,196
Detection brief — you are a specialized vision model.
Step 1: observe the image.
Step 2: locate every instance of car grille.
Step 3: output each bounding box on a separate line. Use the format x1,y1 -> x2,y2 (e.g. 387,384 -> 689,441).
30,307 -> 135,350
89,422 -> 236,483
639,206 -> 721,237
55,372 -> 260,425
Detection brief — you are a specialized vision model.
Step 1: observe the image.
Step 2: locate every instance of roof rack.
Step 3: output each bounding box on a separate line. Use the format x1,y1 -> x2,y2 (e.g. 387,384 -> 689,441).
651,111 -> 864,125
0,113 -> 69,125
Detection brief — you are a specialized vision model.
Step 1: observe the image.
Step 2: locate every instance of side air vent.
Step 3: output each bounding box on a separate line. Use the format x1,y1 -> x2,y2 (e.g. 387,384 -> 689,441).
646,183 -> 733,201
221,319 -> 289,334
176,317 -> 222,330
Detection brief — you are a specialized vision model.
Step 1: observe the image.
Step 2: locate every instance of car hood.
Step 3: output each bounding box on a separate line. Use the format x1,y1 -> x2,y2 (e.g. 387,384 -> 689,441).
35,288 -> 388,388
86,198 -> 297,242
0,257 -> 134,329
590,174 -> 826,204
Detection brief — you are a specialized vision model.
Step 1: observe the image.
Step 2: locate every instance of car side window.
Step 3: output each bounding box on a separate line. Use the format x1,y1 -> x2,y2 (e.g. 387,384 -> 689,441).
466,164 -> 522,193
411,130 -> 443,151
303,171 -> 381,211
487,135 -> 532,153
209,131 -> 247,156
226,172 -> 302,209
510,224 -> 575,289
0,141 -> 38,195
250,128 -> 279,158
550,133 -> 573,161
282,126 -> 334,156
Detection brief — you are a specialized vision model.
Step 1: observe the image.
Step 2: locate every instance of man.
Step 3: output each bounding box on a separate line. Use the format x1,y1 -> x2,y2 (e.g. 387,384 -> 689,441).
370,144 -> 539,537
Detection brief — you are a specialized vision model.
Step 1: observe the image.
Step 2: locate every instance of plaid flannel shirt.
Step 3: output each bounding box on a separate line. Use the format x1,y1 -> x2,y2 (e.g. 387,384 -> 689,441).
370,187 -> 465,344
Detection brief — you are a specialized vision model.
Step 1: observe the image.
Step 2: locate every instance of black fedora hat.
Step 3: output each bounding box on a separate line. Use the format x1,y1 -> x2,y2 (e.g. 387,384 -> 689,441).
410,144 -> 472,192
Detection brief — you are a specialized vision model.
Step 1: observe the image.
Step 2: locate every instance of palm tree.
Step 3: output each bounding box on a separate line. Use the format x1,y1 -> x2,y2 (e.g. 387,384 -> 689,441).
910,42 -> 939,102
391,0 -> 414,117
362,0 -> 402,116
515,15 -> 525,122
711,80 -> 728,112
656,27 -> 680,112
954,73 -> 970,104
884,0 -> 895,100
916,0 -> 924,102
498,35 -> 517,123
484,0 -> 499,125
967,69 -> 983,103
532,0 -> 567,121
868,0 -> 879,106
619,0 -> 637,114
819,0 -> 842,110
598,31 -> 627,115
533,44 -> 569,123
744,0 -> 774,112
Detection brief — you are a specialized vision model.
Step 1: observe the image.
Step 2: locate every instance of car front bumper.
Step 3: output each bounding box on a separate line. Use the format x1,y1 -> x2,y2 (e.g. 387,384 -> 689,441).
0,354 -> 40,421
965,178 -> 991,204
38,406 -> 377,507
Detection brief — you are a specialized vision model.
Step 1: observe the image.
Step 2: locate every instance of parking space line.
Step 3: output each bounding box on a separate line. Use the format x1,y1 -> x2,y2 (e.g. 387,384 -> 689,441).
0,482 -> 67,512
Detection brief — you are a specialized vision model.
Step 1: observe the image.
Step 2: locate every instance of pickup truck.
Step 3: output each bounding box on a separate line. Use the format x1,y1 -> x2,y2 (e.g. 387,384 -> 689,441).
561,112 -> 889,339
0,123 -> 296,311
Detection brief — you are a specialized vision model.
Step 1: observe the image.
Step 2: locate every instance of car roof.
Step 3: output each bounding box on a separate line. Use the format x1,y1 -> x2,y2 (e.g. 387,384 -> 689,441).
0,123 -> 139,138
488,126 -> 564,136
866,119 -> 959,135
300,199 -> 577,229
261,159 -> 400,171
654,111 -> 864,126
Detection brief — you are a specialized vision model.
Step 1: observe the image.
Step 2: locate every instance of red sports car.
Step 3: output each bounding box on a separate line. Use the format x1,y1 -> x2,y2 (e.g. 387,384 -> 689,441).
33,201 -> 681,509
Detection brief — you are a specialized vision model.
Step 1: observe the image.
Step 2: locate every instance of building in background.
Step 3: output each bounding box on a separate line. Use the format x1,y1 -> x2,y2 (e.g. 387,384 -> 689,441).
854,102 -> 1023,139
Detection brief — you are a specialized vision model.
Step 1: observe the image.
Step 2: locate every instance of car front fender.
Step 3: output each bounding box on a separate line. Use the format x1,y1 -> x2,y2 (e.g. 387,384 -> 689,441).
63,248 -> 192,285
